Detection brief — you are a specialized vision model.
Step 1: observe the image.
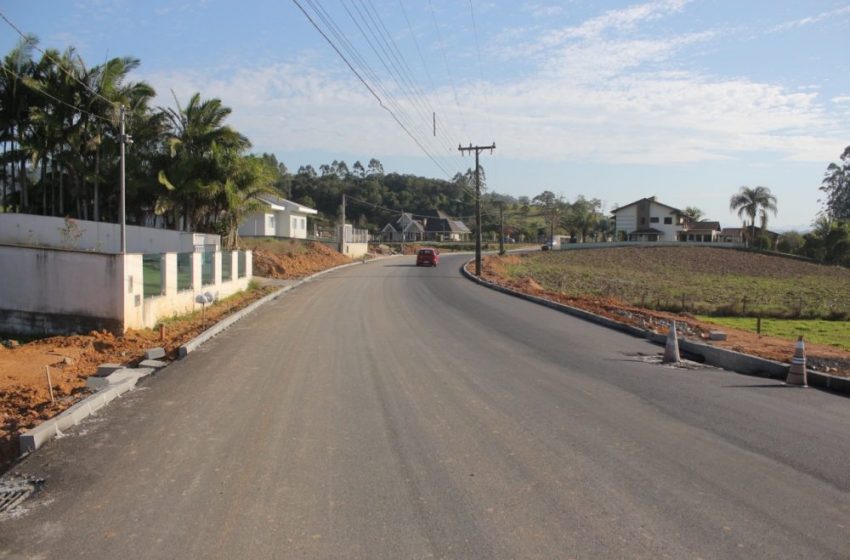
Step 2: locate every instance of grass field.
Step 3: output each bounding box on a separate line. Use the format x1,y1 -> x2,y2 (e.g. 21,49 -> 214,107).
497,246 -> 850,320
697,316 -> 850,351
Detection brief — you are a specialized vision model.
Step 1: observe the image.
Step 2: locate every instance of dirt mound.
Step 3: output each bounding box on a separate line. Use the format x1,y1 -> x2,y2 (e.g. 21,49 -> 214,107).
253,242 -> 351,279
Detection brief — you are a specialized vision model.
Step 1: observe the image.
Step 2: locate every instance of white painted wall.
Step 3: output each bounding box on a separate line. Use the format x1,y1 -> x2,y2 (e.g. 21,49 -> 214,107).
239,213 -> 274,237
0,242 -> 253,334
647,203 -> 682,239
0,213 -> 219,253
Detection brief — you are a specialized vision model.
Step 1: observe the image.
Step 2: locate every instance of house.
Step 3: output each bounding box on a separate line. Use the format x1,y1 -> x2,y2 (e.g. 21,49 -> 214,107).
421,210 -> 471,242
611,196 -> 684,242
380,213 -> 426,242
238,194 -> 318,239
720,227 -> 779,248
380,211 -> 470,243
680,220 -> 721,242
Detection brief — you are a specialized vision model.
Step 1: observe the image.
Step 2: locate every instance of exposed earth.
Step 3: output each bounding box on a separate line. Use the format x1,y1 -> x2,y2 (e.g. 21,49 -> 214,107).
0,241 -> 350,473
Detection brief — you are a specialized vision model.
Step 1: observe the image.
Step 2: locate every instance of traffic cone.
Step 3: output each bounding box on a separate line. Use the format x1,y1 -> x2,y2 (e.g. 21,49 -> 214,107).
663,321 -> 680,364
785,336 -> 808,387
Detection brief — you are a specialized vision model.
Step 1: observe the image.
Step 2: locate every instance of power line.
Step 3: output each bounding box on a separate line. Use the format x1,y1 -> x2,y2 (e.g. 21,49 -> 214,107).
0,10 -> 118,111
304,0 -> 459,176
427,0 -> 469,133
343,0 -> 462,170
0,61 -> 113,125
292,0 -> 458,180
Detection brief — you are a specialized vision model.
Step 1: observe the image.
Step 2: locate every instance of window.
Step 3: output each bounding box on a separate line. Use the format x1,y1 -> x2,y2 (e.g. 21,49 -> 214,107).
650,217 -> 659,223
664,217 -> 672,225
640,217 -> 646,225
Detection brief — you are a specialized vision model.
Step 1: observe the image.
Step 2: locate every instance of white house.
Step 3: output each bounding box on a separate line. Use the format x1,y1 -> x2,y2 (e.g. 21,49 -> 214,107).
379,213 -> 426,242
611,196 -> 684,242
239,194 -> 318,240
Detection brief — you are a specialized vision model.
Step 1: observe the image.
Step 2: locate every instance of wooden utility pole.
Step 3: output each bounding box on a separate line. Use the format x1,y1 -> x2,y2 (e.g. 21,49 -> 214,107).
498,201 -> 505,256
458,143 -> 495,276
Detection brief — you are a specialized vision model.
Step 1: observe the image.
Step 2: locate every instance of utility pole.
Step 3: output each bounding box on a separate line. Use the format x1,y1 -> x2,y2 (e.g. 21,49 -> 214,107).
458,143 -> 495,276
119,105 -> 133,254
339,193 -> 346,253
498,201 -> 505,256
400,207 -> 404,255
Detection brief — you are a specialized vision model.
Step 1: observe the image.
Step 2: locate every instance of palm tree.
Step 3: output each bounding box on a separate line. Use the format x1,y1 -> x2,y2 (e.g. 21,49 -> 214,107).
158,92 -> 250,231
682,206 -> 704,223
0,35 -> 37,212
729,186 -> 778,246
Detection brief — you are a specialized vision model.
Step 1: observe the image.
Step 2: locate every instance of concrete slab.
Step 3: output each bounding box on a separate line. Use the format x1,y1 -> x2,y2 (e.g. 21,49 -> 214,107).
95,363 -> 123,377
143,347 -> 166,360
709,331 -> 728,341
139,359 -> 167,369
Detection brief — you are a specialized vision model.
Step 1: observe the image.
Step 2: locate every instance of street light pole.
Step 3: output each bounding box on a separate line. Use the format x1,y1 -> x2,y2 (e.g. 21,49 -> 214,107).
119,105 -> 133,254
458,143 -> 495,276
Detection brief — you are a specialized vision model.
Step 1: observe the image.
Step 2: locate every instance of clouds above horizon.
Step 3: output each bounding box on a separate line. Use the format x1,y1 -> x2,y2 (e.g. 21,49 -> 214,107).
139,0 -> 849,169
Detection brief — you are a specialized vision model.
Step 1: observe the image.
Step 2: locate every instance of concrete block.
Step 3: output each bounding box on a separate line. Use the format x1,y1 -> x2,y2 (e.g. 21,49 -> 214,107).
96,363 -> 124,377
139,359 -> 167,369
709,331 -> 727,341
144,347 -> 166,360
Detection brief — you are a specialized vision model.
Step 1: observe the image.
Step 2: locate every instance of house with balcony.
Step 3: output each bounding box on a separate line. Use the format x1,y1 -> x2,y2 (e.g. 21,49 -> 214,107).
611,197 -> 684,242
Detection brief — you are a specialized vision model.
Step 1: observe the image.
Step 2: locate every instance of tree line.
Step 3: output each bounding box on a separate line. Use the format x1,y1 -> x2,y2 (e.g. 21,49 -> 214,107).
0,36 -> 282,249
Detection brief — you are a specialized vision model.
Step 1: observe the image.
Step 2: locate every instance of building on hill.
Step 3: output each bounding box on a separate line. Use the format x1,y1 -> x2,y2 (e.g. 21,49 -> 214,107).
238,194 -> 318,240
379,211 -> 470,243
379,213 -> 425,242
611,196 -> 684,241
421,210 -> 471,242
720,227 -> 779,248
679,220 -> 721,242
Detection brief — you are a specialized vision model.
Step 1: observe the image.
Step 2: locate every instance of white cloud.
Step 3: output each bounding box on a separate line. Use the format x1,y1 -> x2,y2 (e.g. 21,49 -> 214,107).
770,5 -> 850,33
137,0 -> 848,170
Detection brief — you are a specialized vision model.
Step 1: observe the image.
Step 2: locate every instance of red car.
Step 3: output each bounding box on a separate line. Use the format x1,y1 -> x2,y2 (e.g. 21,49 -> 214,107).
416,248 -> 440,267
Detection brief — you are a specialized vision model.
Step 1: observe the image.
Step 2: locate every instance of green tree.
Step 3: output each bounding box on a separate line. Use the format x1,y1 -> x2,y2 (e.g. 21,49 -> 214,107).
158,91 -> 250,231
533,190 -> 564,243
682,206 -> 704,222
820,145 -> 850,221
729,186 -> 778,246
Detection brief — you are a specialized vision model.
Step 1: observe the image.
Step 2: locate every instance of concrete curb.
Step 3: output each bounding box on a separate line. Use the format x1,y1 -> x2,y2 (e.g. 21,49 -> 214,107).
19,368 -> 153,455
461,261 -> 850,397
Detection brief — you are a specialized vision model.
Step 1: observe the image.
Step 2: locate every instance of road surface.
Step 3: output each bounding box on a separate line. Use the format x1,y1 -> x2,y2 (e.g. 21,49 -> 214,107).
1,253 -> 849,559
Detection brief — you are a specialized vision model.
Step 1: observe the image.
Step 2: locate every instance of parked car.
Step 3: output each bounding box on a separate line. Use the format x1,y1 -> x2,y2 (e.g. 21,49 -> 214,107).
416,248 -> 440,267
541,243 -> 551,251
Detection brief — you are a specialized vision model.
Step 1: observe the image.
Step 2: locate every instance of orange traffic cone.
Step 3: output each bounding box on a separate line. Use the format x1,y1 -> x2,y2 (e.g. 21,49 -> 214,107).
663,321 -> 680,364
785,335 -> 808,387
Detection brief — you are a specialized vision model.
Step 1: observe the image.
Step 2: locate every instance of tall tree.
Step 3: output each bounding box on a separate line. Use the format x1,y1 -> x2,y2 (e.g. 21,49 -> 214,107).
729,186 -> 778,246
820,145 -> 850,221
533,190 -> 564,244
158,91 -> 250,230
682,206 -> 704,222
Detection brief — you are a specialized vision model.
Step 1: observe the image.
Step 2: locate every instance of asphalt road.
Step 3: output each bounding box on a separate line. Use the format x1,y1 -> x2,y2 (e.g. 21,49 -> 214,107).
1,253 -> 849,559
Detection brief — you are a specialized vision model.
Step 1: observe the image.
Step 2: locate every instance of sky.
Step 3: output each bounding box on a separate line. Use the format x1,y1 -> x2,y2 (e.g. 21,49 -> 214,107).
2,0 -> 849,231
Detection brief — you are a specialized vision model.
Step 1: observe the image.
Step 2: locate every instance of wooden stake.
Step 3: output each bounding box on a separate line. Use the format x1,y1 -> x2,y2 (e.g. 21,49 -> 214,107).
45,366 -> 55,404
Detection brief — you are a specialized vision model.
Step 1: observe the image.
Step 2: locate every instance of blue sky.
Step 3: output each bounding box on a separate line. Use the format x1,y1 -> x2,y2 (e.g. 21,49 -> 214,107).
3,0 -> 849,230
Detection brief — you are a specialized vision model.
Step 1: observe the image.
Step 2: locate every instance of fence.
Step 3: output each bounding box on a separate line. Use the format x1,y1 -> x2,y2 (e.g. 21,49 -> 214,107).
0,244 -> 253,336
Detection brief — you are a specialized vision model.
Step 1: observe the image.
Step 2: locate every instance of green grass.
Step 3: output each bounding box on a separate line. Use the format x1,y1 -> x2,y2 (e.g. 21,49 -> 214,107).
498,246 -> 850,320
696,316 -> 850,351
